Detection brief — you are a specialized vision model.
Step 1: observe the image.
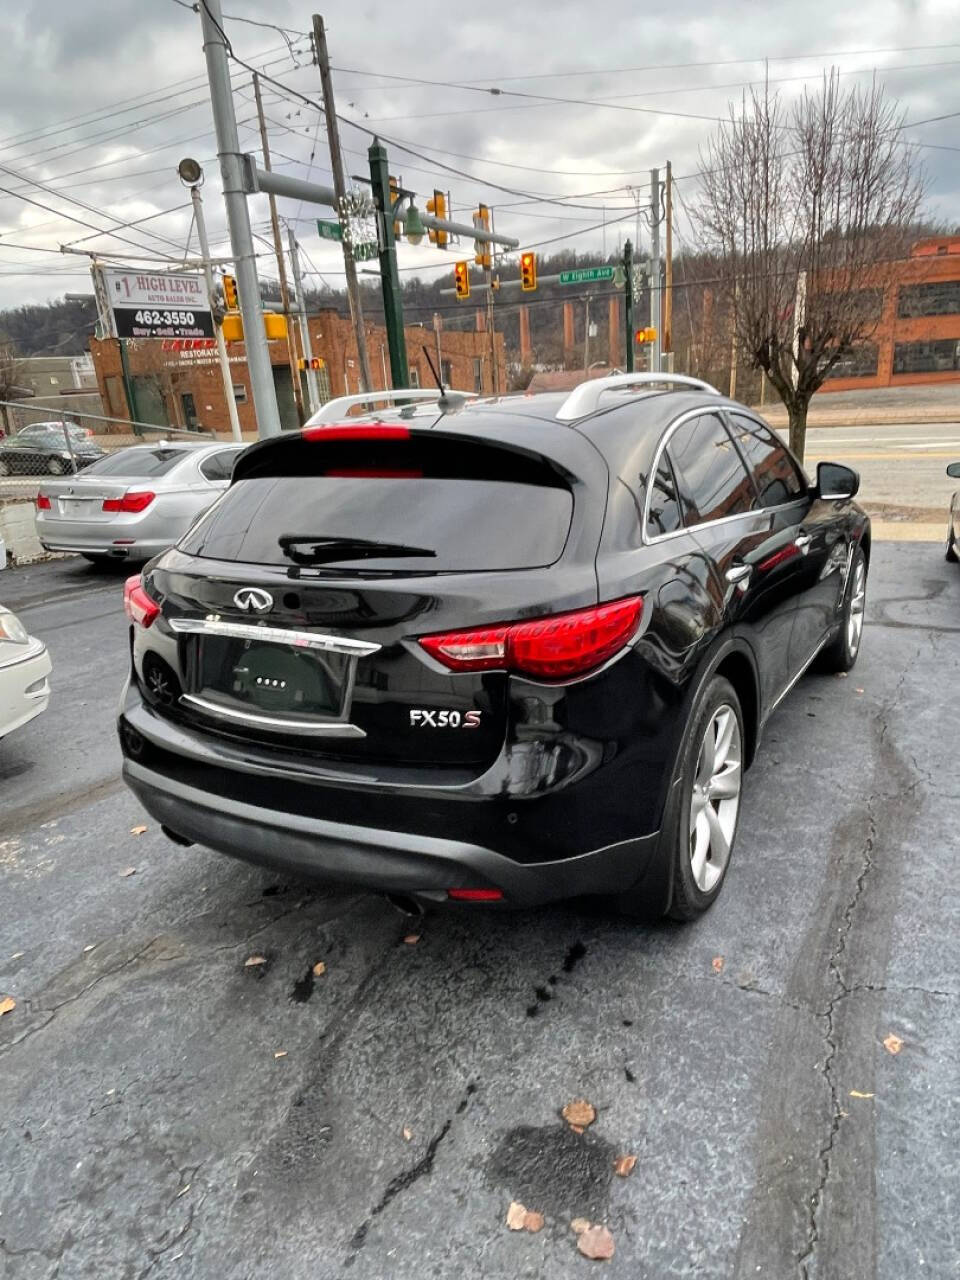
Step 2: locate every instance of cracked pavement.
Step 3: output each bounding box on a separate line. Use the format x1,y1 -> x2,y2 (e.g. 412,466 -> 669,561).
1,545 -> 958,1278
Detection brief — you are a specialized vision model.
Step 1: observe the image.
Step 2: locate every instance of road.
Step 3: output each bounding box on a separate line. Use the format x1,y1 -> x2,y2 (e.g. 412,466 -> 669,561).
1,547 -> 959,1279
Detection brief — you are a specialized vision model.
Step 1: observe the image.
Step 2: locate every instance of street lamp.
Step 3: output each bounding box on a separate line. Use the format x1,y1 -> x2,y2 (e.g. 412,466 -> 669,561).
403,200 -> 426,246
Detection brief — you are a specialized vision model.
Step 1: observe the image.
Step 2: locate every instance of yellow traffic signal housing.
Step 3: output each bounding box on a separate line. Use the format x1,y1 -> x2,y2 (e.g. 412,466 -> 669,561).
520,252 -> 537,292
635,326 -> 658,344
221,313 -> 243,342
454,261 -> 470,300
222,273 -> 238,311
221,313 -> 288,343
263,313 -> 287,340
426,190 -> 448,247
389,175 -> 402,236
473,204 -> 491,268
298,356 -> 325,370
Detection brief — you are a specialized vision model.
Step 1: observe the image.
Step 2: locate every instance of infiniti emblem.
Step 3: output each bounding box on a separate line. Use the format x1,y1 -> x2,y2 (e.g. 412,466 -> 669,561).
233,587 -> 274,613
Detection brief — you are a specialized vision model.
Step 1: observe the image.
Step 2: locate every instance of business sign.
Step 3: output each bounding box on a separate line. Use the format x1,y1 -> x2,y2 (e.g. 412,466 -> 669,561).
559,266 -> 615,286
104,268 -> 214,340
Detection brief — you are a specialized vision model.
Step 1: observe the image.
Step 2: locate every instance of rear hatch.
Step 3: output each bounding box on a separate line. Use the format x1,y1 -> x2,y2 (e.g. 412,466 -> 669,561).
39,446 -> 191,522
140,420 -> 605,769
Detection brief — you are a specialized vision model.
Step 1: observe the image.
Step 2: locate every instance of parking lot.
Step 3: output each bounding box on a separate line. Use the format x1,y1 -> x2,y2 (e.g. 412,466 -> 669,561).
0,537 -> 957,1279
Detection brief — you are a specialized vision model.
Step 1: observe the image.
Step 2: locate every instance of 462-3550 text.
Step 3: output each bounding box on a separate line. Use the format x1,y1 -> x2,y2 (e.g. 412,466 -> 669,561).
133,309 -> 196,326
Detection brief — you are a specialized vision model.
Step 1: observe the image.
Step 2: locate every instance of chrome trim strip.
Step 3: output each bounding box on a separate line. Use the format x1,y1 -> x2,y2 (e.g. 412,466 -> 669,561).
767,634 -> 830,717
168,616 -> 381,657
180,694 -> 367,738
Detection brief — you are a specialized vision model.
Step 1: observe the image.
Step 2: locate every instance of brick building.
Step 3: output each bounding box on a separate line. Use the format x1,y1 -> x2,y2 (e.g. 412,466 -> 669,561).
89,309 -> 505,434
824,235 -> 960,392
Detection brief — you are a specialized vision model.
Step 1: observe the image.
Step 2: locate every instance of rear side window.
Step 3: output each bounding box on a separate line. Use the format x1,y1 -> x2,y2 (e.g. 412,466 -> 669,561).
83,448 -> 188,478
181,437 -> 573,573
645,456 -> 684,538
726,414 -> 806,507
667,414 -> 754,525
199,450 -> 238,482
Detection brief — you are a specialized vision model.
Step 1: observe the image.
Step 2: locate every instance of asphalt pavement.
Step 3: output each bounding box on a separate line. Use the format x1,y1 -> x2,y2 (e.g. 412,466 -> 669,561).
1,545 -> 958,1279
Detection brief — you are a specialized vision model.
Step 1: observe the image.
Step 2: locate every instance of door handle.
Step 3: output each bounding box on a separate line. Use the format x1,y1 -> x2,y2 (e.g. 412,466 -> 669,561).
725,563 -> 752,587
794,533 -> 813,554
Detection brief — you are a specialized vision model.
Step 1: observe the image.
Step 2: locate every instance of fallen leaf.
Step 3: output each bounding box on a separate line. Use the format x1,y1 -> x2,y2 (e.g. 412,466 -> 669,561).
855,687 -> 865,694
274,1050 -> 287,1059
577,1224 -> 615,1260
849,1090 -> 875,1099
175,1184 -> 190,1198
883,1033 -> 904,1055
712,955 -> 724,974
244,954 -> 268,968
403,934 -> 421,945
562,1099 -> 596,1129
402,1126 -> 413,1141
523,1210 -> 544,1233
83,945 -> 96,953
836,672 -> 849,679
312,961 -> 326,977
0,996 -> 16,1018
119,867 -> 137,878
10,952 -> 24,960
569,1123 -> 585,1135
571,1218 -> 591,1236
613,1154 -> 637,1177
129,825 -> 147,836
506,1201 -> 527,1231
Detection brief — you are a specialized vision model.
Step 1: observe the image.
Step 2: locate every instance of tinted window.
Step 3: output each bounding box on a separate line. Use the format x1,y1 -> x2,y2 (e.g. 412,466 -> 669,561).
726,415 -> 805,506
645,456 -> 683,538
199,450 -> 238,482
82,448 -> 188,478
181,476 -> 573,572
667,414 -> 754,525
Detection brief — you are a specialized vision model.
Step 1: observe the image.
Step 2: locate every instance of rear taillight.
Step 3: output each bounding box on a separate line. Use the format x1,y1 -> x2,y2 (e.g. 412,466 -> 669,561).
419,597 -> 644,681
36,494 -> 51,510
302,424 -> 410,442
104,491 -> 155,513
123,574 -> 159,628
447,888 -> 504,901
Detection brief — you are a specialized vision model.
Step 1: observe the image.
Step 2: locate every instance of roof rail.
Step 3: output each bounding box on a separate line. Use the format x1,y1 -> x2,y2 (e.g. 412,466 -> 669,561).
555,372 -> 720,421
305,388 -> 475,426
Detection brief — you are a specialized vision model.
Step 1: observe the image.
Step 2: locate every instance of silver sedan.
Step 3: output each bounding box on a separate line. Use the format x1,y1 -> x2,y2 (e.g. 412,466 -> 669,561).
34,441 -> 246,564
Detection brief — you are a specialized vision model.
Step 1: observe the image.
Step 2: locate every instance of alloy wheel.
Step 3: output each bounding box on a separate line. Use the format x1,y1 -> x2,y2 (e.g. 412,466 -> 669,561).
847,558 -> 866,656
688,704 -> 742,893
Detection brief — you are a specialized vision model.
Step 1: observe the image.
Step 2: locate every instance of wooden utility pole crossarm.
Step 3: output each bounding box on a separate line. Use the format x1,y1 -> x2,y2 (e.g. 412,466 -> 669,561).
313,13 -> 373,395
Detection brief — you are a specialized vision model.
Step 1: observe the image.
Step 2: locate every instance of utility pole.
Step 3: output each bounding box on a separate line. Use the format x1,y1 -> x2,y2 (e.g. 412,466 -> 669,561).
624,239 -> 635,373
190,184 -> 242,441
485,278 -> 497,392
288,227 -> 320,414
729,281 -> 740,398
649,167 -> 661,373
663,161 -> 674,373
582,295 -> 591,372
368,138 -> 408,387
313,13 -> 373,394
253,72 -> 304,424
198,0 -> 280,437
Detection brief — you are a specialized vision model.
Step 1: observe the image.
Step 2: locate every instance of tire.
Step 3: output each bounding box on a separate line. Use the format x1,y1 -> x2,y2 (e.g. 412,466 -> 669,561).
819,544 -> 867,673
946,521 -> 959,564
48,457 -> 68,475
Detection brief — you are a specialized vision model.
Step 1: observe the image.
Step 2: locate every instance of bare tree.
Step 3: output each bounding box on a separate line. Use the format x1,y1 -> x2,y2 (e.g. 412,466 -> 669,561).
694,73 -> 925,460
0,336 -> 26,436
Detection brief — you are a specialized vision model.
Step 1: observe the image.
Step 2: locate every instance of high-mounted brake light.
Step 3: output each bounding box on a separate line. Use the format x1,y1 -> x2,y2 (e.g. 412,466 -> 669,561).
301,424 -> 411,442
103,490 -> 155,513
123,574 -> 160,628
35,493 -> 51,510
447,888 -> 504,901
419,597 -> 644,681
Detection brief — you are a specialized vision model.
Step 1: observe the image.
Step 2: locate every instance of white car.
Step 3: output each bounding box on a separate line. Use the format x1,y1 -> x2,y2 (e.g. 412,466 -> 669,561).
0,604 -> 51,739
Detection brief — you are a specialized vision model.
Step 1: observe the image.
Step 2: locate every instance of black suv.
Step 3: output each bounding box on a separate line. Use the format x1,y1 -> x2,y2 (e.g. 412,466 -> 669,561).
118,376 -> 869,920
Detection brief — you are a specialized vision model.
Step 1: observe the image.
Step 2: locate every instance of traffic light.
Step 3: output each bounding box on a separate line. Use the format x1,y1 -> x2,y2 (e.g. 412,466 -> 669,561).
454,261 -> 470,300
520,251 -> 537,292
389,175 -> 402,236
426,190 -> 447,247
297,356 -> 326,370
473,204 -> 491,268
222,274 -> 238,311
635,326 -> 658,344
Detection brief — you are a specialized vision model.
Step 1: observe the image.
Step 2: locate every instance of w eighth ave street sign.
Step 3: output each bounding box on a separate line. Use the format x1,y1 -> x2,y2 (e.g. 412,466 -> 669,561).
559,266 -> 615,285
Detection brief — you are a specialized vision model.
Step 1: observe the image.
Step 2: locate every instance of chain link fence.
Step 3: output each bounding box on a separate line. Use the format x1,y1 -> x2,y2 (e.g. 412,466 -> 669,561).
0,400 -> 214,498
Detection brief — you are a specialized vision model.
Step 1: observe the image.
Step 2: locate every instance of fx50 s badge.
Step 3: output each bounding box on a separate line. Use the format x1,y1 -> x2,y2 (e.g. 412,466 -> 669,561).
410,709 -> 482,729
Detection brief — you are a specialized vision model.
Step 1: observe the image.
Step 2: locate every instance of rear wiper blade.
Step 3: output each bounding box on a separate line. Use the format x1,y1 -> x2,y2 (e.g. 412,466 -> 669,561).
277,533 -> 437,564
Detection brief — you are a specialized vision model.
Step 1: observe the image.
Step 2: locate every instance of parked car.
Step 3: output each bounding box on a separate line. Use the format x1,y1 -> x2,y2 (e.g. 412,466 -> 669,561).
35,441 -> 245,564
118,377 -> 870,920
17,421 -> 94,441
0,603 -> 51,739
945,461 -> 960,562
0,425 -> 105,476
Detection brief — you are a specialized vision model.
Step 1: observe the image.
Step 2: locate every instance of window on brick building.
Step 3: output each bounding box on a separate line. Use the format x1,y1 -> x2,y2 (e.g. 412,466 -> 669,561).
441,359 -> 453,387
232,383 -> 247,403
897,280 -> 960,317
824,344 -> 879,379
892,339 -> 960,374
408,368 -> 420,387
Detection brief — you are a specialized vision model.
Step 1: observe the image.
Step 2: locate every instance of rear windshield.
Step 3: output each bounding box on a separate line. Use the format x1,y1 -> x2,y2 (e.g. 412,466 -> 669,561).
82,448 -> 188,478
180,439 -> 573,572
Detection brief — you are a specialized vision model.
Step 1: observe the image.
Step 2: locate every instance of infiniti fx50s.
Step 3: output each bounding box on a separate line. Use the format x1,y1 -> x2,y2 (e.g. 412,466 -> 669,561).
118,376 -> 869,920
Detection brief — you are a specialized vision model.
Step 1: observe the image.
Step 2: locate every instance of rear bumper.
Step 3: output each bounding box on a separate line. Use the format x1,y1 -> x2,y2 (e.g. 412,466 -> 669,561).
122,757 -> 660,907
37,533 -> 170,559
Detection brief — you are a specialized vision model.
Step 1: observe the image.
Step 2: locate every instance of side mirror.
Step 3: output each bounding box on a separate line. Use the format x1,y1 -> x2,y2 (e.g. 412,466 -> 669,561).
947,462 -> 960,479
817,461 -> 860,501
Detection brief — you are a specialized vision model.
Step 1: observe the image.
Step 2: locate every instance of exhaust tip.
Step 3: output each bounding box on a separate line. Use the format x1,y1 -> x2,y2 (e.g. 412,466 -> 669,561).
385,893 -> 423,919
161,825 -> 194,848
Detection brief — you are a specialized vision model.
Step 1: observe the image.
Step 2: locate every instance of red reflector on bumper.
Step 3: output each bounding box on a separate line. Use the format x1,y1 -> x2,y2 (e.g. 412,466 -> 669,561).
447,888 -> 504,901
36,494 -> 51,510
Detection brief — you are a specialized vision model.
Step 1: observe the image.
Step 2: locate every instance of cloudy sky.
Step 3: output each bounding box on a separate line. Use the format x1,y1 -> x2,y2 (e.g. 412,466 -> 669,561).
0,0 -> 957,322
